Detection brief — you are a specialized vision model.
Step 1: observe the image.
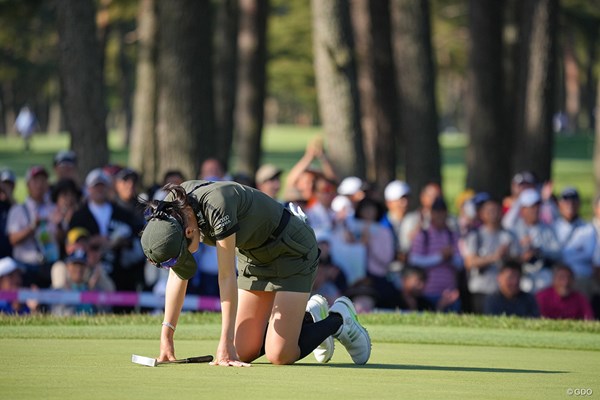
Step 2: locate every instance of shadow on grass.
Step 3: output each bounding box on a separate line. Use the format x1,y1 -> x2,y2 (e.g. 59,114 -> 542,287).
322,363 -> 568,374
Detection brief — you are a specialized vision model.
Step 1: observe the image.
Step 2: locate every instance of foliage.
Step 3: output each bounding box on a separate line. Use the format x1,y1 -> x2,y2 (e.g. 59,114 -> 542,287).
0,0 -> 57,109
267,0 -> 317,124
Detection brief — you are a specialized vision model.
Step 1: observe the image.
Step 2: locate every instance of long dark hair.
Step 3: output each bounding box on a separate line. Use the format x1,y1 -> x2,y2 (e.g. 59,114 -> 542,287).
142,183 -> 190,233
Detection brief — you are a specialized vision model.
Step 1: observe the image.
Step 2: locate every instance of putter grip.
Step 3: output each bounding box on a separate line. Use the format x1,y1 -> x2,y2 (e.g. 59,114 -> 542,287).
185,355 -> 214,363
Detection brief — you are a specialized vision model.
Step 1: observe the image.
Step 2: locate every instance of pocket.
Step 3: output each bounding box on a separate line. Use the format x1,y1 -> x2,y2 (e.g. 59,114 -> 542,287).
280,222 -> 315,258
281,234 -> 310,257
240,242 -> 283,266
243,263 -> 279,279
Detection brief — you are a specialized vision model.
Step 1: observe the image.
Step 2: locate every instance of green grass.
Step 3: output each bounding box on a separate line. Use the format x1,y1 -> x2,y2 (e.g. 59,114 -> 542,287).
0,126 -> 595,217
0,312 -> 598,399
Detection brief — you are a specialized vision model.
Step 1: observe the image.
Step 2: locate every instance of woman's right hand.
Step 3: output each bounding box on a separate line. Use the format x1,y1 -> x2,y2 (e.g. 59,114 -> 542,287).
158,331 -> 176,362
210,339 -> 250,367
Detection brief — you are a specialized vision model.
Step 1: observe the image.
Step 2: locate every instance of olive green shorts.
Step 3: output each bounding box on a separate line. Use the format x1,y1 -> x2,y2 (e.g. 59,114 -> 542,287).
237,215 -> 319,293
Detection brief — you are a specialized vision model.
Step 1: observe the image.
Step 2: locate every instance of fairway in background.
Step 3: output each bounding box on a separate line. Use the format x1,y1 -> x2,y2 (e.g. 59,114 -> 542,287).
0,126 -> 595,217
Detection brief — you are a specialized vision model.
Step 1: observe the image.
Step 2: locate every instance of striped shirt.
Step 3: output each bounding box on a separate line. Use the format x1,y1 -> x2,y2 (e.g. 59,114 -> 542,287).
409,226 -> 462,296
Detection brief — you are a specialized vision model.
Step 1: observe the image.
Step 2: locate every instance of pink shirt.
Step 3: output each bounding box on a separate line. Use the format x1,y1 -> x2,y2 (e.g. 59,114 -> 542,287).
536,287 -> 594,320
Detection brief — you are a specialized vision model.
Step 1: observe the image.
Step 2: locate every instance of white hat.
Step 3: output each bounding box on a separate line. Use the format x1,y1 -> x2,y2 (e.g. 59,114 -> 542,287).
337,176 -> 363,196
519,188 -> 541,207
331,195 -> 352,213
255,164 -> 283,185
85,168 -> 111,188
0,257 -> 19,277
384,180 -> 410,201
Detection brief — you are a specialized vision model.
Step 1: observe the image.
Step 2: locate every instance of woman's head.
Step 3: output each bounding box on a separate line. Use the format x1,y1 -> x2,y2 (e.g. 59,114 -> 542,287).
140,183 -> 201,280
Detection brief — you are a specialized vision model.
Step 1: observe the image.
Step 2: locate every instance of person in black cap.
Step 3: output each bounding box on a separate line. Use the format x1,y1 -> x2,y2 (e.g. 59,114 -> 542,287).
140,180 -> 371,367
553,187 -> 598,297
114,167 -> 144,223
408,196 -> 462,312
0,168 -> 16,258
53,150 -> 79,184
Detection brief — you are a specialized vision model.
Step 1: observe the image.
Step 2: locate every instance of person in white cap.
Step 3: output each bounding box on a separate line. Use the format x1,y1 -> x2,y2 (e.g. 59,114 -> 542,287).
337,176 -> 366,211
69,168 -> 144,306
381,180 -> 411,270
0,257 -> 34,314
508,188 -> 561,293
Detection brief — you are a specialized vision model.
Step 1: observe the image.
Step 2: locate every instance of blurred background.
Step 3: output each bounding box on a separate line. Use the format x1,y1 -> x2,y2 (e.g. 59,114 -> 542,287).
0,0 -> 598,203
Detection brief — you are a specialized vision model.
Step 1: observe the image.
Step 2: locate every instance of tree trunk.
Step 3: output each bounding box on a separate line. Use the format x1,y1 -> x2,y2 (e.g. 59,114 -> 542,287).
513,0 -> 558,182
502,0 -> 520,188
585,27 -> 597,131
213,0 -> 238,169
1,82 -> 17,136
594,77 -> 600,195
118,23 -> 135,147
46,99 -> 62,135
350,0 -> 397,193
234,0 -> 268,176
465,0 -> 508,200
311,0 -> 364,178
130,0 -> 158,187
563,29 -> 579,133
55,0 -> 109,176
0,86 -> 5,135
390,0 -> 440,203
155,0 -> 214,181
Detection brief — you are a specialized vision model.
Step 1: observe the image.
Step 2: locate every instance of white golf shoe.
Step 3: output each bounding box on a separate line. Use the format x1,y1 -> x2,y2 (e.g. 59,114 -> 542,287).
330,296 -> 371,365
306,294 -> 335,363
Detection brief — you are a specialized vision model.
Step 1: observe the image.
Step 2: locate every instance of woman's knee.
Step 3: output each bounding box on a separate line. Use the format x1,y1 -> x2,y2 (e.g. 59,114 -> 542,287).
265,346 -> 299,365
236,345 -> 262,363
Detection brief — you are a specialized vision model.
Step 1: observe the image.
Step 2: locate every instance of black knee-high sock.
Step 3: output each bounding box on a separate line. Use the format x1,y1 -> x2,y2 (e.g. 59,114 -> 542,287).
297,313 -> 343,360
257,312 -> 343,360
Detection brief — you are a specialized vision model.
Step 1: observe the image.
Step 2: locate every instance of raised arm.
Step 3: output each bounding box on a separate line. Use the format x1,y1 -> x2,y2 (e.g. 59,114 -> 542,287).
284,144 -> 317,194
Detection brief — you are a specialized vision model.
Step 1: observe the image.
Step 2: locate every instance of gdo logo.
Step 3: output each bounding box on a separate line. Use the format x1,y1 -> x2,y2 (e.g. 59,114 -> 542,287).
567,388 -> 593,396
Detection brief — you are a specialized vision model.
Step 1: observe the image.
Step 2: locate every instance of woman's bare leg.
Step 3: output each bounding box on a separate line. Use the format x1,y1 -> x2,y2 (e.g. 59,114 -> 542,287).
263,291 -> 310,365
234,289 -> 275,362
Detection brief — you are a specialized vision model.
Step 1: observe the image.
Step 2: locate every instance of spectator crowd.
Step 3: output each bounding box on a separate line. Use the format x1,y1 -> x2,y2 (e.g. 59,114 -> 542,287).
0,141 -> 599,321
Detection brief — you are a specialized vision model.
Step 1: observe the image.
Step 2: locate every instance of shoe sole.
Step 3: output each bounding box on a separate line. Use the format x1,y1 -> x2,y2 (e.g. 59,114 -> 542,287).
333,296 -> 371,365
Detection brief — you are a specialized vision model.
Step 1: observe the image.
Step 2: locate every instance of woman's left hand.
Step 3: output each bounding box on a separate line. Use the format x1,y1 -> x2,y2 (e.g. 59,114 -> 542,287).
210,340 -> 251,367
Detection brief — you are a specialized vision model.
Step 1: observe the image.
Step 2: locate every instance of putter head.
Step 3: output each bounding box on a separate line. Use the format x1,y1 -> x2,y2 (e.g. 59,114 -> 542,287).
131,354 -> 158,367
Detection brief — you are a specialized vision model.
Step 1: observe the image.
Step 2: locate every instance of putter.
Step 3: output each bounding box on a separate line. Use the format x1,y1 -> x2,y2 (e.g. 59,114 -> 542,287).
131,354 -> 214,367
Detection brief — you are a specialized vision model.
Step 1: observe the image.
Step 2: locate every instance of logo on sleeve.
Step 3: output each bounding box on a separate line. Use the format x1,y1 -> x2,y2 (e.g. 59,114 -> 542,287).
214,215 -> 231,231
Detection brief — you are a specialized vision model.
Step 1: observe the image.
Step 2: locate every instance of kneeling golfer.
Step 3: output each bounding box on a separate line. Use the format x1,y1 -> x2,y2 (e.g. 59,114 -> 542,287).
140,180 -> 371,366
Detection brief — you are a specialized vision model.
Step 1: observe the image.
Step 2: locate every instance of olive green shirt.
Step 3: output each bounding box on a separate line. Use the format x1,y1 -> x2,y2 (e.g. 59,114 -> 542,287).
177,180 -> 284,249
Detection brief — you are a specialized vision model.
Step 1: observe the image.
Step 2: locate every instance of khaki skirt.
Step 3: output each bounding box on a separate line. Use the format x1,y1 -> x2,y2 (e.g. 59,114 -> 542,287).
236,215 -> 319,293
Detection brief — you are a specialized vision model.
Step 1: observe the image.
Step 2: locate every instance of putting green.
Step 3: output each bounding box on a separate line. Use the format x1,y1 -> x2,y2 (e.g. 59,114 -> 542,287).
0,316 -> 598,400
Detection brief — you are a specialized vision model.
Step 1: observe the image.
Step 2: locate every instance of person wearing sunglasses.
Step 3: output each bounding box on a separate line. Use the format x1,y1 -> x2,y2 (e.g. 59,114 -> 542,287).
140,180 -> 371,367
